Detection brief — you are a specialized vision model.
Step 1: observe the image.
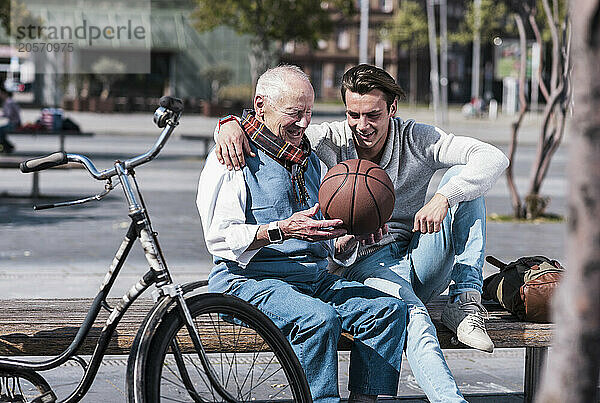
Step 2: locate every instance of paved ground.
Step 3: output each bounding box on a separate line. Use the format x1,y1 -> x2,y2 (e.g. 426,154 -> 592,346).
0,106 -> 567,401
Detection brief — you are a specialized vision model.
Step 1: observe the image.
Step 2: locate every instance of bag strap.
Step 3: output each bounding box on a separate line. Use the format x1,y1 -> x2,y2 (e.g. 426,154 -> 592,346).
486,255 -> 507,270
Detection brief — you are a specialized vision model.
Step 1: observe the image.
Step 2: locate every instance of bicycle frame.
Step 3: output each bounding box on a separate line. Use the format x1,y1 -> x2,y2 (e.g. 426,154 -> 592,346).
0,105 -> 235,403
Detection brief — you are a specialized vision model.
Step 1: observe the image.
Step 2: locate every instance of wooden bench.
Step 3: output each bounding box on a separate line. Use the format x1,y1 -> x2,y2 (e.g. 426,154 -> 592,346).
180,134 -> 214,159
0,156 -> 83,197
9,130 -> 94,152
0,296 -> 551,402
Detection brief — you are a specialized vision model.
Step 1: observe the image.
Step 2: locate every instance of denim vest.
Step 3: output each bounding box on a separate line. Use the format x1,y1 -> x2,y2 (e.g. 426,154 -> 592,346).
245,143 -> 328,260
211,145 -> 330,286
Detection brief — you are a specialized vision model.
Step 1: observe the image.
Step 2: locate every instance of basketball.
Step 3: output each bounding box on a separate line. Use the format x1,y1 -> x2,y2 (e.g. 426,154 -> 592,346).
319,159 -> 395,235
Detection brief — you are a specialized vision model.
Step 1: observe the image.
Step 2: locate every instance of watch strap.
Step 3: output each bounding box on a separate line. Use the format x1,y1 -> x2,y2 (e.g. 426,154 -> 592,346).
267,221 -> 284,243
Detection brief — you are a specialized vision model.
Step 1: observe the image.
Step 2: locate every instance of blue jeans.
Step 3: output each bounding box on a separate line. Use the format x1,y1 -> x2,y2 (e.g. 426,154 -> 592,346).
342,166 -> 486,402
209,263 -> 408,403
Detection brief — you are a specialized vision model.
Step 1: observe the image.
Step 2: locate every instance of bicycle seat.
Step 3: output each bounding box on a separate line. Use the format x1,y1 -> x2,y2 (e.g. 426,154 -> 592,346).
159,96 -> 184,113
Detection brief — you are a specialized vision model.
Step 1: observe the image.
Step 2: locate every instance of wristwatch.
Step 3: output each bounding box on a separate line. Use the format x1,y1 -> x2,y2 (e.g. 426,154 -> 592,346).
267,221 -> 284,244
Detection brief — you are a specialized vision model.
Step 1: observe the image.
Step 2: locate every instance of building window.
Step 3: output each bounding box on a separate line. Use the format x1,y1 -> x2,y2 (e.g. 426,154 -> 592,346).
317,39 -> 328,50
284,41 -> 295,54
379,0 -> 393,13
337,29 -> 350,50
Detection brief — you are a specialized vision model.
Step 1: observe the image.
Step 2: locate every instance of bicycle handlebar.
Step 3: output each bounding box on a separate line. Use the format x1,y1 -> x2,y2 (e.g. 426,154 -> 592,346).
20,97 -> 182,181
20,152 -> 68,173
67,117 -> 179,180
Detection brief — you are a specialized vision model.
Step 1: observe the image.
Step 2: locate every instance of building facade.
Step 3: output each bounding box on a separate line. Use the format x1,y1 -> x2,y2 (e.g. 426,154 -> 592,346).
281,0 -> 473,104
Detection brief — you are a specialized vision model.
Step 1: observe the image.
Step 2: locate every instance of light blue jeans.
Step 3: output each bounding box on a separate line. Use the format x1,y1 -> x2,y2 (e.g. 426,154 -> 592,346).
209,262 -> 408,403
342,166 -> 486,403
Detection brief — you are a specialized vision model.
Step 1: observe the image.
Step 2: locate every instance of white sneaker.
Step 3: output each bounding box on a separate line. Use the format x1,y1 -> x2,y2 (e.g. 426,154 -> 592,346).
441,291 -> 494,353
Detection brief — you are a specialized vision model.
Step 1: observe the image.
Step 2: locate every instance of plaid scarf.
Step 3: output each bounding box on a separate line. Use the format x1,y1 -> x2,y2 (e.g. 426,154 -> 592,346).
240,109 -> 311,205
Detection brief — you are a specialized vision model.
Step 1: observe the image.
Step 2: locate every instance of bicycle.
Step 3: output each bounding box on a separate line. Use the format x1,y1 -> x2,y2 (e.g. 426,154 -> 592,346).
0,96 -> 311,403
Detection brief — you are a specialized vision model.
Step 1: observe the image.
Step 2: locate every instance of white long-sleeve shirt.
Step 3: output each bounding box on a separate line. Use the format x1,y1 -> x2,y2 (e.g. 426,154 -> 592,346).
197,152 -> 358,268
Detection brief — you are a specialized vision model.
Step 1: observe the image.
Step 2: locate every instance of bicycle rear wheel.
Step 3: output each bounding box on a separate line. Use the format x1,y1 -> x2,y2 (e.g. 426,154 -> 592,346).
139,293 -> 311,402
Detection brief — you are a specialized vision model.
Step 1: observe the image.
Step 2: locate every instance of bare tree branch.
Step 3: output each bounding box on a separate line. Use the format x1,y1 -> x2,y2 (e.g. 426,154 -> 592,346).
541,0 -> 560,90
506,11 -> 529,217
526,5 -> 550,102
529,9 -> 571,198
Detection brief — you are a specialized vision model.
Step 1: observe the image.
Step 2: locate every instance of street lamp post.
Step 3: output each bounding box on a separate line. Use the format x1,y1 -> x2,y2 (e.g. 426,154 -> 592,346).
426,0 -> 441,123
471,0 -> 482,100
359,0 -> 369,64
440,0 -> 448,123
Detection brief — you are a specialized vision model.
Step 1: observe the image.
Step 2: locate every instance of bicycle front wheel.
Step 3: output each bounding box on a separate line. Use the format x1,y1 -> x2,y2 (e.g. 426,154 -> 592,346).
0,368 -> 55,402
140,293 -> 311,402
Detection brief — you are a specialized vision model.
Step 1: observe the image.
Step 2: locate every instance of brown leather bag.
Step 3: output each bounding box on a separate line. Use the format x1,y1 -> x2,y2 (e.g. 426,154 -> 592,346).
483,256 -> 564,322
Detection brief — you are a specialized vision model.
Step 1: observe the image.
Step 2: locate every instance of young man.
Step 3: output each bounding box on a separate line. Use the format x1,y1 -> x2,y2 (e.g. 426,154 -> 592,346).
198,65 -> 410,403
215,64 -> 509,401
0,88 -> 21,153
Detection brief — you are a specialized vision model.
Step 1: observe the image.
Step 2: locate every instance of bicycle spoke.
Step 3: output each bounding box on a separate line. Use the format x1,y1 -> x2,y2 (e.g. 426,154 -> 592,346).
159,394 -> 193,403
145,295 -> 308,402
205,312 -> 234,399
0,371 -> 53,403
175,333 -> 219,401
210,313 -> 230,390
238,333 -> 270,399
229,318 -> 246,398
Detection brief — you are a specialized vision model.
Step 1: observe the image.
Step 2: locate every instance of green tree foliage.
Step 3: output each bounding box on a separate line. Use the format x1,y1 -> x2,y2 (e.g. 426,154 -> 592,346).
381,0 -> 427,107
201,64 -> 233,102
0,0 -> 8,34
92,57 -> 126,100
192,0 -> 354,86
530,0 -> 567,42
0,0 -> 44,40
451,0 -> 511,45
383,0 -> 428,49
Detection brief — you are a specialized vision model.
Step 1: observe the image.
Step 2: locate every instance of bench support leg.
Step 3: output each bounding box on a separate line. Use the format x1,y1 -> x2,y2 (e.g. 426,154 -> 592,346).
32,171 -> 40,198
524,346 -> 547,403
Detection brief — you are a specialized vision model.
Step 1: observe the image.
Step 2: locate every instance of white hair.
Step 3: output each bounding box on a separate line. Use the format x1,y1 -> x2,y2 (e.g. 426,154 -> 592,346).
255,65 -> 311,103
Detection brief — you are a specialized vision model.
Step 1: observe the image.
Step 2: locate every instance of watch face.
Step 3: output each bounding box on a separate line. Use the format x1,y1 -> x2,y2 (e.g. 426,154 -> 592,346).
268,227 -> 283,242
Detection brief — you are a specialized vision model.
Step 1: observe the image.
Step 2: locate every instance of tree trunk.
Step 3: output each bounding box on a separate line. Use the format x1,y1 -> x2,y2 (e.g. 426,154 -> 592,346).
248,40 -> 277,93
100,82 -> 110,101
79,76 -> 90,99
409,47 -> 417,109
525,0 -> 571,219
535,0 -> 600,401
506,13 -> 529,219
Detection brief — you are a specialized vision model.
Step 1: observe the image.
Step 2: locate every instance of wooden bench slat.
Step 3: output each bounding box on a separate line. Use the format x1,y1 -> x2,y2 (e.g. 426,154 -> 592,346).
0,296 -> 554,356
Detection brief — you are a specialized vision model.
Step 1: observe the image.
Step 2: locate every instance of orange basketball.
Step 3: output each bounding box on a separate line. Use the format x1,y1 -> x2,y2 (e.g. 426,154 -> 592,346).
318,159 -> 395,235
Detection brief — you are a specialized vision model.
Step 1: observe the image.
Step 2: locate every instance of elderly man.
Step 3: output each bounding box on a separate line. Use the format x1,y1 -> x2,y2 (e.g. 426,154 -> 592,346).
215,64 -> 509,402
197,65 -> 409,403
